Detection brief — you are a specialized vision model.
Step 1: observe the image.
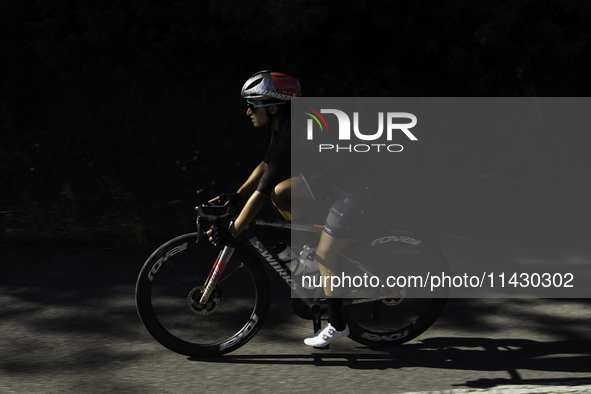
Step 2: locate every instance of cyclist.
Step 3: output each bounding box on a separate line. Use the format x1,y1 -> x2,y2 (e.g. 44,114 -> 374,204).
207,70 -> 374,347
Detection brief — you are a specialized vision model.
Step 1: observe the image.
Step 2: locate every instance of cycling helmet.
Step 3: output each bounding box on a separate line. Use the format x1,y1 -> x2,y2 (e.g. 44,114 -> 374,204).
241,70 -> 302,101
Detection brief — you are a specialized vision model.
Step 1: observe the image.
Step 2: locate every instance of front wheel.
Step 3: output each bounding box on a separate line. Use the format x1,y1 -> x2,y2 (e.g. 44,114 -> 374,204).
341,230 -> 448,347
135,233 -> 270,357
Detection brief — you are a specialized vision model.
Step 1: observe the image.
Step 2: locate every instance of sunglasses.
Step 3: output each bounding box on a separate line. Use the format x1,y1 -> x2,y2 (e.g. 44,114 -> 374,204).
246,99 -> 287,113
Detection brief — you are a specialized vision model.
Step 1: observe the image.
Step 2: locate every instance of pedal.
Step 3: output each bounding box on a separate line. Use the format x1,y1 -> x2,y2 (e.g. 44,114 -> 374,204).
313,345 -> 329,350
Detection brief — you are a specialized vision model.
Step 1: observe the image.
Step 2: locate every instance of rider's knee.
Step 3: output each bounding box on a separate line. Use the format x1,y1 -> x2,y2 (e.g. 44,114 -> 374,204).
271,183 -> 289,204
270,188 -> 279,207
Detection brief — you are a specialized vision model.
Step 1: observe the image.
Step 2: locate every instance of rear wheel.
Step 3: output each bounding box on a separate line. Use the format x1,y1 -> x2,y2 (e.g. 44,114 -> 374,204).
135,233 -> 270,357
342,230 -> 447,347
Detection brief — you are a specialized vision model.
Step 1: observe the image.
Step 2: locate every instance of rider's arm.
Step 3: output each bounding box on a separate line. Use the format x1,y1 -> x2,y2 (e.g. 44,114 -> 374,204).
208,161 -> 268,206
236,161 -> 268,198
229,190 -> 268,238
236,129 -> 275,198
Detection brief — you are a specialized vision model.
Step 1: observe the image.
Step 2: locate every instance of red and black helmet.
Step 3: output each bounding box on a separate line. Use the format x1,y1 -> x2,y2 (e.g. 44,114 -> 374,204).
241,70 -> 302,101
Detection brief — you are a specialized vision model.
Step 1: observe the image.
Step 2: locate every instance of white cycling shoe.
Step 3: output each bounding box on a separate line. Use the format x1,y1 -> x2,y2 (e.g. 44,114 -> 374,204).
304,323 -> 350,348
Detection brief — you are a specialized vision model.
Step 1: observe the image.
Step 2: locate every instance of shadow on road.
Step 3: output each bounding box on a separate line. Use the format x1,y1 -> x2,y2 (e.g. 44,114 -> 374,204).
1,249 -> 590,392
192,336 -> 591,385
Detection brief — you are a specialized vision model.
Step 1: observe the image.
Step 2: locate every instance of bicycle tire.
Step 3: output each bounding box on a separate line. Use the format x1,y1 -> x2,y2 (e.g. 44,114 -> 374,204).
342,230 -> 448,347
135,233 -> 270,357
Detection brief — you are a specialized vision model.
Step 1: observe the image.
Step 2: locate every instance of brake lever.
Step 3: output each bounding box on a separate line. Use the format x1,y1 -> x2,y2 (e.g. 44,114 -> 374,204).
196,189 -> 213,206
195,204 -> 239,243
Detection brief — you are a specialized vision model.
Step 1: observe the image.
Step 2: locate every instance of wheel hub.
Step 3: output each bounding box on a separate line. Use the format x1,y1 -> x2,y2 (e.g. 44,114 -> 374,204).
188,286 -> 221,315
382,288 -> 406,306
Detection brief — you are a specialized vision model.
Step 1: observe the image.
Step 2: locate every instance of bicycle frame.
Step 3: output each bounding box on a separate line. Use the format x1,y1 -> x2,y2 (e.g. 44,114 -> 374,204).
198,218 -> 317,304
198,213 -> 397,307
135,191 -> 448,357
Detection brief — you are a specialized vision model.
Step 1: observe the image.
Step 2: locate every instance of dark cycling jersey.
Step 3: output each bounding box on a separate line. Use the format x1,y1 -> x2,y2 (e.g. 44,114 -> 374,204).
256,116 -> 291,195
255,114 -> 378,238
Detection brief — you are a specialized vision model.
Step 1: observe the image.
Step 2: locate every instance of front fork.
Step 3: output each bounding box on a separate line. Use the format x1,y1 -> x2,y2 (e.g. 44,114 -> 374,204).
199,246 -> 235,304
197,233 -> 326,336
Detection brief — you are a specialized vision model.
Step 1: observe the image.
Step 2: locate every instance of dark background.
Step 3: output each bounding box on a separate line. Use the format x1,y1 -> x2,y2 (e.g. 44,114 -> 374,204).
2,0 -> 591,251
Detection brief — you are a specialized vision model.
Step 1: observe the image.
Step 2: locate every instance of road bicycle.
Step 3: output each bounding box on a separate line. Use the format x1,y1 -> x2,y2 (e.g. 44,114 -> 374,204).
135,190 -> 448,357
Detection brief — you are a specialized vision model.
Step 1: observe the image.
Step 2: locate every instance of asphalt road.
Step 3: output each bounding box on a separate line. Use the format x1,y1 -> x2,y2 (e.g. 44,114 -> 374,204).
1,234 -> 590,394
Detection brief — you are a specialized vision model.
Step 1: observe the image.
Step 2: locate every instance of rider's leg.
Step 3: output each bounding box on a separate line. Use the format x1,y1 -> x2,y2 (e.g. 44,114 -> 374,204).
270,176 -> 313,221
314,231 -> 350,331
304,187 -> 373,347
303,231 -> 350,347
314,232 -> 349,297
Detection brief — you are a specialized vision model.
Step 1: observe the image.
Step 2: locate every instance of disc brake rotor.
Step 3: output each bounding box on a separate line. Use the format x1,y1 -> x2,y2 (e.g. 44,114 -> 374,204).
188,286 -> 221,315
382,288 -> 406,306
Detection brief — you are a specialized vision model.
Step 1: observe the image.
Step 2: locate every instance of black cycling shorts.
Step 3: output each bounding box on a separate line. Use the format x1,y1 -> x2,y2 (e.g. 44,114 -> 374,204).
323,187 -> 374,239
